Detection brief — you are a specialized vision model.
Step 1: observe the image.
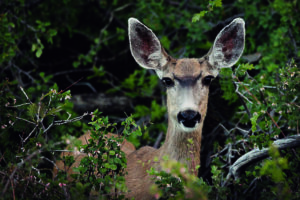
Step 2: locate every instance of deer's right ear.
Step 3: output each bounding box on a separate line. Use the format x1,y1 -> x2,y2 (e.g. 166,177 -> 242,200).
128,18 -> 168,76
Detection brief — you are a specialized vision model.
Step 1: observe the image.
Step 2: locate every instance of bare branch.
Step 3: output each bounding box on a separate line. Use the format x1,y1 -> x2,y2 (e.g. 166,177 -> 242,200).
153,132 -> 164,149
1,149 -> 42,196
41,156 -> 59,171
43,121 -> 54,134
23,125 -> 38,143
15,117 -> 36,125
7,103 -> 31,108
20,87 -> 32,104
222,135 -> 300,186
53,112 -> 89,126
233,81 -> 253,104
236,92 -> 252,118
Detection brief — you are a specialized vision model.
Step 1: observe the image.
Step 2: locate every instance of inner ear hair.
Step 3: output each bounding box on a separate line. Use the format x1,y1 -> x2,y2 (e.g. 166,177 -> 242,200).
208,18 -> 245,73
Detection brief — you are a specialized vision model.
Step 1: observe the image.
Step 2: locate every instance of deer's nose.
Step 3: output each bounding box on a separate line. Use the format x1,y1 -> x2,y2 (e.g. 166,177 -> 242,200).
177,110 -> 201,128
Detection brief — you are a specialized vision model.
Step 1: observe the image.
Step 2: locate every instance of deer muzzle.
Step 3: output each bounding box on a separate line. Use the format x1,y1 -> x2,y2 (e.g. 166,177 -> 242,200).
177,110 -> 201,128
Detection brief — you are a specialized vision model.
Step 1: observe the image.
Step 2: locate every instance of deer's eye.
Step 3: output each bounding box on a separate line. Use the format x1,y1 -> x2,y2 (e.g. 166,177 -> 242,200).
161,77 -> 174,87
202,75 -> 214,86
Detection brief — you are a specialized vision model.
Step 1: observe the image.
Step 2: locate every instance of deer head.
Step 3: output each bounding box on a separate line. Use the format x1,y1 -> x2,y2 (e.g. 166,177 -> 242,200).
128,18 -> 245,133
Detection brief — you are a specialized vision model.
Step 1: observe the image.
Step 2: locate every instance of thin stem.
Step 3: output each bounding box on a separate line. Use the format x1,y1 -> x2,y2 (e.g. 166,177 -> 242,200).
15,117 -> 36,125
23,125 -> 38,143
20,87 -> 32,104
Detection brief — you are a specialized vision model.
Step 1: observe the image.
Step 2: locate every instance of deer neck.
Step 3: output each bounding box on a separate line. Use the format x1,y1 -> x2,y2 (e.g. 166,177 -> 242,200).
158,118 -> 203,173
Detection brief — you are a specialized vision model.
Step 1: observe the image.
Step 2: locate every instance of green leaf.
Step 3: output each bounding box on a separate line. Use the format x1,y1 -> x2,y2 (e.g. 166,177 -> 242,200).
31,44 -> 37,51
104,163 -> 110,169
215,0 -> 222,7
27,103 -> 37,121
73,61 -> 80,68
36,48 -> 42,58
109,150 -> 115,156
8,22 -> 15,28
110,164 -> 117,170
160,36 -> 170,50
250,112 -> 260,132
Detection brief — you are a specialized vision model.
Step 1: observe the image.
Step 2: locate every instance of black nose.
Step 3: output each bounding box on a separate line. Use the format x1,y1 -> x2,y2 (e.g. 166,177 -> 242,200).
177,110 -> 201,128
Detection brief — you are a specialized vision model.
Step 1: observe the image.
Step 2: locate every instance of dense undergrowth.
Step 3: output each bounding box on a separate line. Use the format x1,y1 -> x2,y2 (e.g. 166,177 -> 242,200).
1,0 -> 300,199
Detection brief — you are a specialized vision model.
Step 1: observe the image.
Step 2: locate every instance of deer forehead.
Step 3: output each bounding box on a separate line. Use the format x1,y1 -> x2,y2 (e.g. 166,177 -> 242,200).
163,58 -> 214,78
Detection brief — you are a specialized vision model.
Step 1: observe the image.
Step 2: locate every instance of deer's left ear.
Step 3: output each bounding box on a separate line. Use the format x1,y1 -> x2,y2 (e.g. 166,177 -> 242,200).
208,18 -> 245,76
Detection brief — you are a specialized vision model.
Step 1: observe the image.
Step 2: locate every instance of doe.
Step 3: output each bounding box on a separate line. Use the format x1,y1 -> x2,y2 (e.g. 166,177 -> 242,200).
125,17 -> 245,199
56,18 -> 245,199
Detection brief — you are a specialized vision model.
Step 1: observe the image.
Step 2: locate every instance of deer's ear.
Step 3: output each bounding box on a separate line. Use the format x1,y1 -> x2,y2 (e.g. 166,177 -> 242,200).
208,18 -> 245,75
128,18 -> 168,72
